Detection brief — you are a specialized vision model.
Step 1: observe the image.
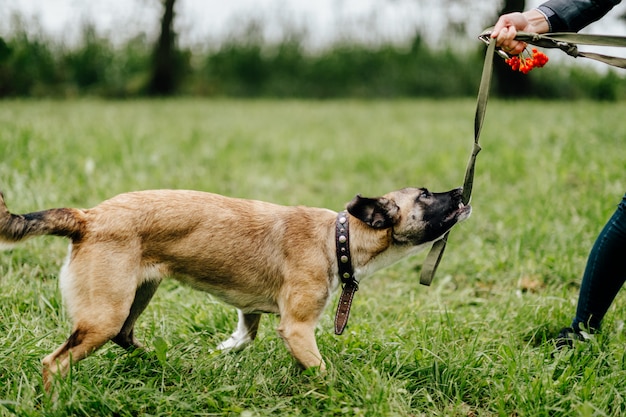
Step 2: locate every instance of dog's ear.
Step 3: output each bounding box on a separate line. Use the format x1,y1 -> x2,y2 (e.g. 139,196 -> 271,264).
346,195 -> 400,229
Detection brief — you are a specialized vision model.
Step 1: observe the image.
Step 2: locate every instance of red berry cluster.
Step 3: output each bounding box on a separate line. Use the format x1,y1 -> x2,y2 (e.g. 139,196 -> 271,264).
504,48 -> 549,74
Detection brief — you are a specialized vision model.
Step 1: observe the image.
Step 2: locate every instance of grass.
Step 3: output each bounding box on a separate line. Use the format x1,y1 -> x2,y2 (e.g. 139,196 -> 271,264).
0,98 -> 625,416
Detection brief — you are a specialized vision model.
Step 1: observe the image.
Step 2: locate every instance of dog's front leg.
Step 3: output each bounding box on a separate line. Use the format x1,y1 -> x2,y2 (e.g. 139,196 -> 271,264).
277,318 -> 325,371
216,310 -> 261,351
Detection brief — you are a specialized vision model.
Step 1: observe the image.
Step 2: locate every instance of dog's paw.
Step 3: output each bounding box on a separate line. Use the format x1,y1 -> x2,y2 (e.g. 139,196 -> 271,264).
216,334 -> 252,352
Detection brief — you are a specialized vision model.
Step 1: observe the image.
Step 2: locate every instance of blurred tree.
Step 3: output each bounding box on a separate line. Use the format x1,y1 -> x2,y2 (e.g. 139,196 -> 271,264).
65,23 -> 112,90
148,0 -> 178,95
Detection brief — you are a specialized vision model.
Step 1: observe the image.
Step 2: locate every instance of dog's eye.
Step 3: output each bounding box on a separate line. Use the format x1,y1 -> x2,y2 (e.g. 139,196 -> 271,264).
417,190 -> 431,200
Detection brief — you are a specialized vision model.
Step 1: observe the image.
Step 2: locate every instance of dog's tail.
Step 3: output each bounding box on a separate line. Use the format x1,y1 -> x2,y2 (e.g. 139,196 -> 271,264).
0,191 -> 85,248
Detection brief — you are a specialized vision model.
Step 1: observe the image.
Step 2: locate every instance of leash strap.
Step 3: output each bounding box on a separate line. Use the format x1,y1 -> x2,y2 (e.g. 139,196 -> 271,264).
482,30 -> 626,69
419,39 -> 495,286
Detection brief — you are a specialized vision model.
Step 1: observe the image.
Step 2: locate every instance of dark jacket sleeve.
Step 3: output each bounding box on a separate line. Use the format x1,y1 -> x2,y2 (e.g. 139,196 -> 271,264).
537,0 -> 622,32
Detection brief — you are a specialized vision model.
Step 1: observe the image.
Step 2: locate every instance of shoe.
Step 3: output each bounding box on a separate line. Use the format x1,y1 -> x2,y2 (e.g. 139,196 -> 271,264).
555,327 -> 585,349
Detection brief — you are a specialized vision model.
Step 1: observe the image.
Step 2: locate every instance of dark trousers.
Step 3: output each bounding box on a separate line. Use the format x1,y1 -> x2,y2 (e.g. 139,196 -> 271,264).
572,193 -> 626,332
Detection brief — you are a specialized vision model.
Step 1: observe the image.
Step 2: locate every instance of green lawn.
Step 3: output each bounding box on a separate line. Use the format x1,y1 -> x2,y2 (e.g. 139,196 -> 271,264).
1,98 -> 625,416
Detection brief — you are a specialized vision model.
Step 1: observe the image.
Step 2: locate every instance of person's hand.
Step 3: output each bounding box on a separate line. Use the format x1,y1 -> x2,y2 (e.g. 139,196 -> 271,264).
491,12 -> 529,55
491,9 -> 550,55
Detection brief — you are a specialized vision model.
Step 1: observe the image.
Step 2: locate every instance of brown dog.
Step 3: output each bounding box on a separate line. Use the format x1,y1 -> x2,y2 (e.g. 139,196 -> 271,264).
0,187 -> 470,390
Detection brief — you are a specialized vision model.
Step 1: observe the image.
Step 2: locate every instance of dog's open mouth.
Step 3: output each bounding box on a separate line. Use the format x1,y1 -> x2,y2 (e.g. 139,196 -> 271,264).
445,202 -> 472,223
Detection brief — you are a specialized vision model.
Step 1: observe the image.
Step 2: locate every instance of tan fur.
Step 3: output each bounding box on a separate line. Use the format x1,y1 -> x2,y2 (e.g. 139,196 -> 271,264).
0,187 -> 470,391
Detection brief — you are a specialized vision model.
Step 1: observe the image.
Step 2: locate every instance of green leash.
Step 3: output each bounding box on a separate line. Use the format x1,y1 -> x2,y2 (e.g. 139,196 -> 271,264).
509,31 -> 626,68
420,30 -> 626,286
419,39 -> 494,286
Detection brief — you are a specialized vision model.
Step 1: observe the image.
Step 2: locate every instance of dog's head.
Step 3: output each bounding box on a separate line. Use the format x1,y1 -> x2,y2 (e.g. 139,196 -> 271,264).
346,187 -> 471,245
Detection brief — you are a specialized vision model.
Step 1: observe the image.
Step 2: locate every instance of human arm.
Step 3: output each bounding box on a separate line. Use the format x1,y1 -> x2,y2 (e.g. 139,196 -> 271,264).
491,0 -> 622,54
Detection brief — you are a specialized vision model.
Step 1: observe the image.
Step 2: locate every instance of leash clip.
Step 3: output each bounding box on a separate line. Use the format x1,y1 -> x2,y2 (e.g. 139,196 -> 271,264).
478,31 -> 492,45
478,31 -> 510,59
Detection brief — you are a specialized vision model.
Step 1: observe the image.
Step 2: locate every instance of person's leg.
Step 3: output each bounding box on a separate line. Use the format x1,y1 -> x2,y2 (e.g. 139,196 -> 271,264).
559,193 -> 626,345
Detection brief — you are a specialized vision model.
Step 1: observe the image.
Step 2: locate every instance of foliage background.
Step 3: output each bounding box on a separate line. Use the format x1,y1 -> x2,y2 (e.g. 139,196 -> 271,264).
1,13 -> 625,100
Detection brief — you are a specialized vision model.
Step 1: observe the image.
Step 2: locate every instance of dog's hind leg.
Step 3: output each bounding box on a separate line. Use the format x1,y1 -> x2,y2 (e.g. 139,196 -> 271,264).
41,306 -> 134,392
43,250 -> 141,392
216,310 -> 261,351
112,279 -> 161,350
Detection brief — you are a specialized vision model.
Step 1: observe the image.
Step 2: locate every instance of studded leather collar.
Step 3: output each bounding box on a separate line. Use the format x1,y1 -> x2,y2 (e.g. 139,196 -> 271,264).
334,211 -> 358,335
